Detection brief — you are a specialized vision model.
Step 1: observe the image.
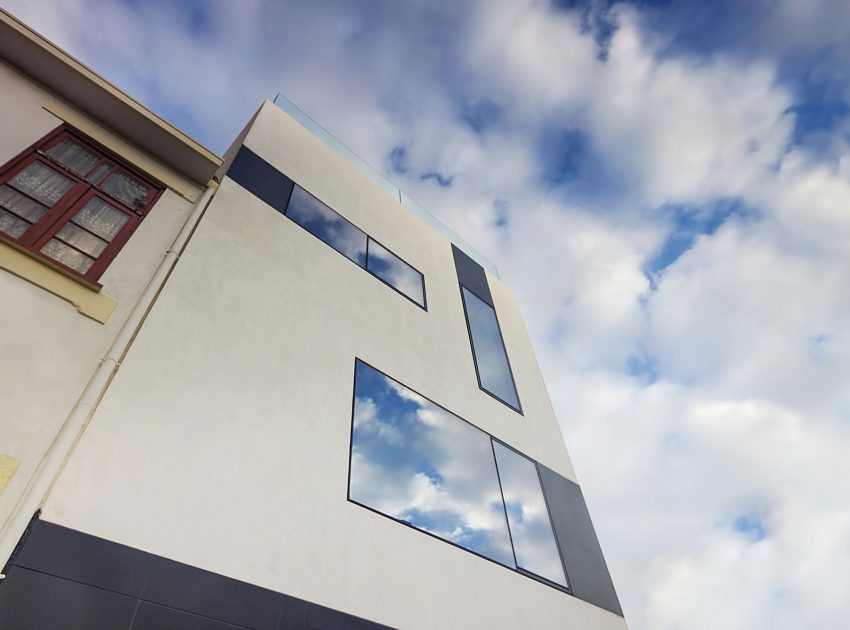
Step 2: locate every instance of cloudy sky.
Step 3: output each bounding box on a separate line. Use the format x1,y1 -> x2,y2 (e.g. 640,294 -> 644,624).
6,0 -> 850,626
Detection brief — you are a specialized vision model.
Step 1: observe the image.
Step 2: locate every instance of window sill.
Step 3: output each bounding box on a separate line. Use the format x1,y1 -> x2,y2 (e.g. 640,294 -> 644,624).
0,239 -> 117,323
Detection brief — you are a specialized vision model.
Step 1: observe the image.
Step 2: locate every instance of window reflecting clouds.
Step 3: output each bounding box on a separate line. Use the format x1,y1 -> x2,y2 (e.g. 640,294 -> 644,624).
366,239 -> 425,307
349,361 -> 515,567
285,185 -> 367,266
281,183 -> 426,308
462,287 -> 520,409
493,441 -> 567,587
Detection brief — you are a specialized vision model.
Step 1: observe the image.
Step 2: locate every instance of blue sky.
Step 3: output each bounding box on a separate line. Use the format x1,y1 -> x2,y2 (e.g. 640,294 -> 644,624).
6,0 -> 849,627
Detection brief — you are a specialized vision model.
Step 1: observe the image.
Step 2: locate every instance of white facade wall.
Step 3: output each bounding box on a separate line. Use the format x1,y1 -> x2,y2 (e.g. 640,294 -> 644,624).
41,102 -> 625,629
0,59 -> 203,538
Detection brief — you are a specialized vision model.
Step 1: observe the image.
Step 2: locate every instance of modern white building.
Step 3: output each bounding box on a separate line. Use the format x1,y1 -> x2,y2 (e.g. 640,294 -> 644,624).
0,9 -> 625,629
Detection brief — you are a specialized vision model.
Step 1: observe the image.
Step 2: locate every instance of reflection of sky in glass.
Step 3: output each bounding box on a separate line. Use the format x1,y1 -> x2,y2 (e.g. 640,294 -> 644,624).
286,186 -> 367,266
366,239 -> 425,306
493,442 -> 568,587
349,361 -> 515,567
462,287 -> 520,409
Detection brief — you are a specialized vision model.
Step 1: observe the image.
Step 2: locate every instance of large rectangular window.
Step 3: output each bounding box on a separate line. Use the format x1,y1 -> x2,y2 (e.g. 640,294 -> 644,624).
348,360 -> 567,591
283,184 -> 425,308
349,360 -> 514,567
461,287 -> 521,411
285,185 -> 367,266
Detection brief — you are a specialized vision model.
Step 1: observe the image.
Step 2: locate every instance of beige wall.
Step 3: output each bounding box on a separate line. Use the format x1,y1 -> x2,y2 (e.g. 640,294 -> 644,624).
42,102 -> 622,629
0,59 -> 203,537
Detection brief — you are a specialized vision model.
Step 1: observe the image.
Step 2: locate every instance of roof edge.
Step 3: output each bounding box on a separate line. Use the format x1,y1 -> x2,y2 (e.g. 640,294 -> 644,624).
0,7 -> 222,184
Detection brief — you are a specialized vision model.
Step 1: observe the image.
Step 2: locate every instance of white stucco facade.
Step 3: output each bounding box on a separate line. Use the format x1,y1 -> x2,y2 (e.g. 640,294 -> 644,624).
0,10 -> 624,627
38,102 -> 626,629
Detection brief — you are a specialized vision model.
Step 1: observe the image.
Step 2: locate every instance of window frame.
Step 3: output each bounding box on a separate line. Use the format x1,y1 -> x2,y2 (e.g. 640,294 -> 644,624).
458,284 -> 523,413
282,182 -> 427,310
364,236 -> 427,310
346,358 -> 570,596
491,437 -> 571,590
0,126 -> 164,288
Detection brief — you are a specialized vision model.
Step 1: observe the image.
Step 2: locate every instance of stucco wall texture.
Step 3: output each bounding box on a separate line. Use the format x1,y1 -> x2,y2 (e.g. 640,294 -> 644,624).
0,59 -> 201,534
41,103 -> 625,629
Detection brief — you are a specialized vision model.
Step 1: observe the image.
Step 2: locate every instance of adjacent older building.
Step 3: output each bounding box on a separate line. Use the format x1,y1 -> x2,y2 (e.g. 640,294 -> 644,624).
0,8 -> 625,629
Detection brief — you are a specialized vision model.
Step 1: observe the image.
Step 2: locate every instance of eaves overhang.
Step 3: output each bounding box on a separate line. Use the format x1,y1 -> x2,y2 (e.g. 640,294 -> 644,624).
0,7 -> 222,186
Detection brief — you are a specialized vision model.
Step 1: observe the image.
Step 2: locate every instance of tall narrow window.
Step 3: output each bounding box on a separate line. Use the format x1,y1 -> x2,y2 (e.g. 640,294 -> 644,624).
493,441 -> 567,587
281,181 -> 426,308
461,287 -> 520,411
0,127 -> 162,285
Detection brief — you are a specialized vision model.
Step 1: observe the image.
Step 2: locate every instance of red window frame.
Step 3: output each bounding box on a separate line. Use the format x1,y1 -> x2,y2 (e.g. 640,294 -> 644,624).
0,125 -> 164,288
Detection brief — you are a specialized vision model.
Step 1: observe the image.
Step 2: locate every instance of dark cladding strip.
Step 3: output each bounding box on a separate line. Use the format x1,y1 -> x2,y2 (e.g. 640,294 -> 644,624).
451,243 -> 492,306
227,146 -> 294,214
11,518 -> 152,597
537,464 -> 624,616
0,518 -> 396,630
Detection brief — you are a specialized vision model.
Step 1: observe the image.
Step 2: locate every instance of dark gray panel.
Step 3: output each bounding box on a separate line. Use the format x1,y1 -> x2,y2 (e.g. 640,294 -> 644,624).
12,519 -> 152,597
132,602 -> 249,630
537,464 -> 623,616
451,243 -> 493,306
0,565 -> 137,630
226,146 -> 294,214
279,595 -> 307,630
143,557 -> 283,630
305,603 -> 396,630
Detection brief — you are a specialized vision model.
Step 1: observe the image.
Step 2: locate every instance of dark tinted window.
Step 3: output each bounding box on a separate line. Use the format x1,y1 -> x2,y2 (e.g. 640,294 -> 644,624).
461,287 -> 520,410
349,361 -> 515,567
366,239 -> 425,307
285,185 -> 367,266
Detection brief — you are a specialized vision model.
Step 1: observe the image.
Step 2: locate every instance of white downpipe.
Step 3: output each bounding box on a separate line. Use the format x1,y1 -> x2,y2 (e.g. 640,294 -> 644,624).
0,184 -> 216,569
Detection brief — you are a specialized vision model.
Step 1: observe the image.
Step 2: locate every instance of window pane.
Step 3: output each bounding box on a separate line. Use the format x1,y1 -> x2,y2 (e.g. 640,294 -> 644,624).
45,138 -> 99,177
285,186 -> 367,266
102,170 -> 149,209
0,185 -> 48,223
366,239 -> 425,306
462,287 -> 520,409
0,208 -> 30,239
493,442 -> 567,587
71,198 -> 128,241
9,162 -> 75,207
87,163 -> 113,184
349,361 -> 515,567
56,222 -> 108,258
40,239 -> 94,274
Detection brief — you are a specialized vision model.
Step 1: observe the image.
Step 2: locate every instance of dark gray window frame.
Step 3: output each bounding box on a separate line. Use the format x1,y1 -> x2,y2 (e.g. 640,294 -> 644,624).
346,358 -> 570,596
364,236 -> 427,310
283,184 -> 427,310
491,438 -> 571,590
